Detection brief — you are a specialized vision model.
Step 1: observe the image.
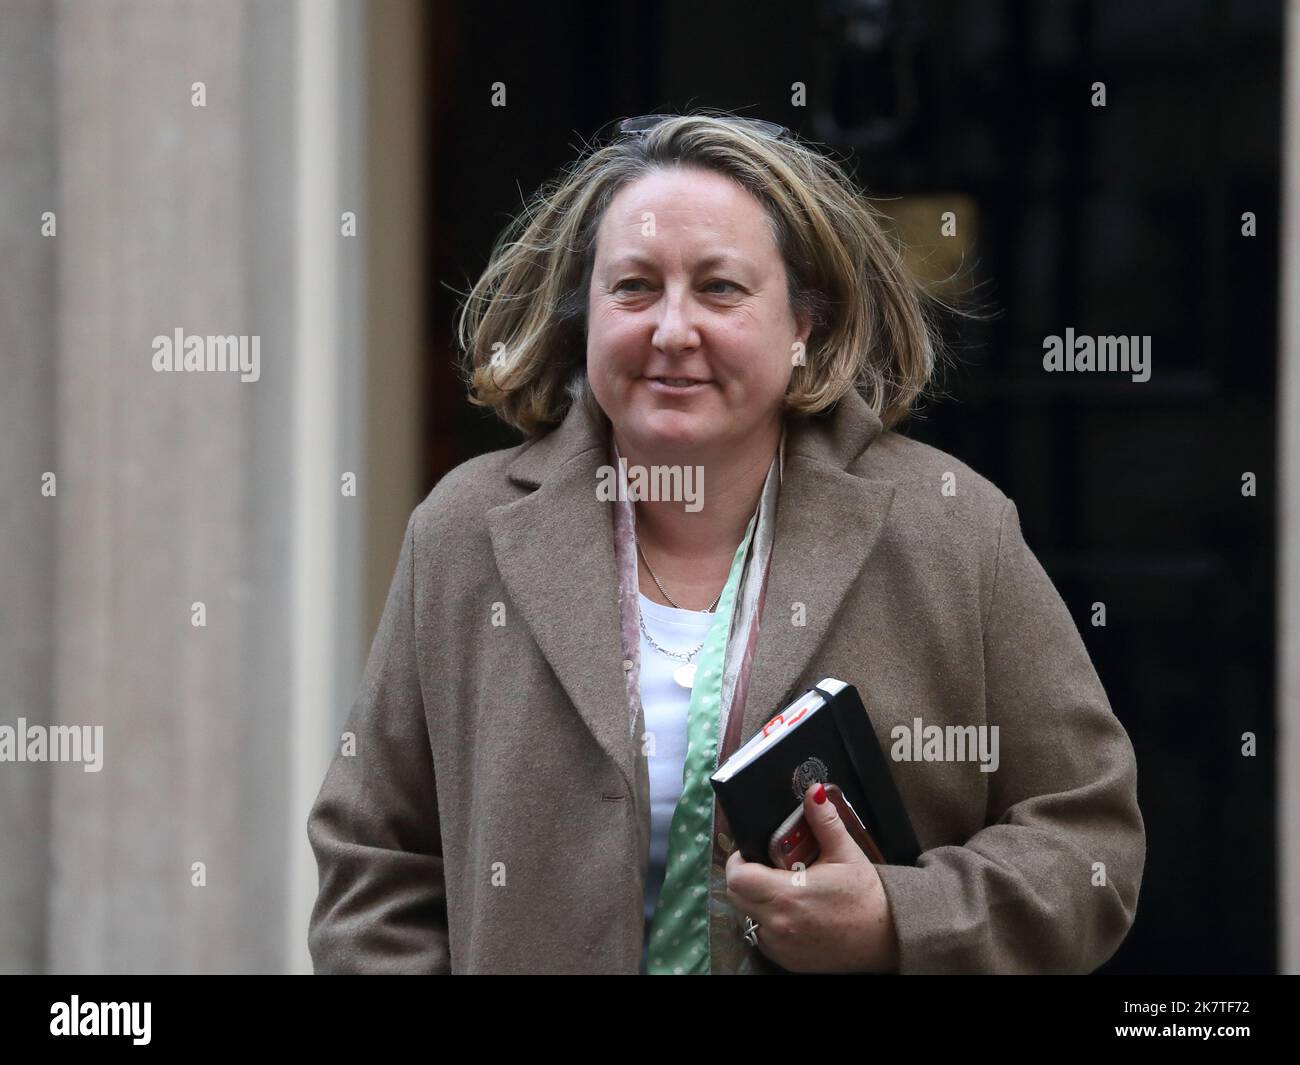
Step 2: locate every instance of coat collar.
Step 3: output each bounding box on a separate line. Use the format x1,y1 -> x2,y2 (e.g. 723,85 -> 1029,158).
486,389 -> 896,804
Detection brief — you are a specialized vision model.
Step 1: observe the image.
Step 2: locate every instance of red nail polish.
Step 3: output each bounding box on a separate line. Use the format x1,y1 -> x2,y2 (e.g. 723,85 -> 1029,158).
814,783 -> 826,804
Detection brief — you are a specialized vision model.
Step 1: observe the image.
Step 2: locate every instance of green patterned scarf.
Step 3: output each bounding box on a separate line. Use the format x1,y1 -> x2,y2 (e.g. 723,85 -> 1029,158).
644,513 -> 758,974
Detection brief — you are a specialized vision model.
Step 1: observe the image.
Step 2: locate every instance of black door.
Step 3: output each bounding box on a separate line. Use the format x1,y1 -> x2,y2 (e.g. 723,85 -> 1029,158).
428,0 -> 1282,974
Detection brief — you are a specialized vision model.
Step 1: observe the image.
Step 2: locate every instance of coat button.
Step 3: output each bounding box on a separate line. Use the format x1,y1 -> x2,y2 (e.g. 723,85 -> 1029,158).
622,659 -> 633,671
717,832 -> 735,854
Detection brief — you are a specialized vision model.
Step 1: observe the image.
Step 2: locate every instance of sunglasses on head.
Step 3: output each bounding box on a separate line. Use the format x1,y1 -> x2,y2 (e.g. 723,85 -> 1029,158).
614,114 -> 792,141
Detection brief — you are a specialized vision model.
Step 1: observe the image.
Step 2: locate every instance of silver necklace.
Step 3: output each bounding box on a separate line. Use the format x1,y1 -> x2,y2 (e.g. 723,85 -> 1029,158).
635,534 -> 722,690
637,611 -> 704,690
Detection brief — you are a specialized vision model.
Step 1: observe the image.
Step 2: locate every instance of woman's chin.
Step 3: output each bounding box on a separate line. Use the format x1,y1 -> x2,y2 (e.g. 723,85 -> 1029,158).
623,410 -> 720,455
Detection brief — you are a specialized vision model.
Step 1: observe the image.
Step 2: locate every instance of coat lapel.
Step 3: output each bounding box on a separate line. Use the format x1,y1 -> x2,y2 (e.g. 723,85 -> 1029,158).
486,388 -> 895,806
486,399 -> 638,797
738,392 -> 896,749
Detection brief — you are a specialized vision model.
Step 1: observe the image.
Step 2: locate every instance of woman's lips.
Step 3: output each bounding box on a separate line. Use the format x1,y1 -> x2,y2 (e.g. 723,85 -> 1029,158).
644,377 -> 711,396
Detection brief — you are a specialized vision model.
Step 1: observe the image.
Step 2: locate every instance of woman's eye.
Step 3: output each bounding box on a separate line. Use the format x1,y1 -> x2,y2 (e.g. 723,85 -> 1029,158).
612,278 -> 738,296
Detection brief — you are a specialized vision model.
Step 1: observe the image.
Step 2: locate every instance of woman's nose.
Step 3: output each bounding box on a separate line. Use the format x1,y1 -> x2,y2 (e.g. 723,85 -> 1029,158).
651,287 -> 701,351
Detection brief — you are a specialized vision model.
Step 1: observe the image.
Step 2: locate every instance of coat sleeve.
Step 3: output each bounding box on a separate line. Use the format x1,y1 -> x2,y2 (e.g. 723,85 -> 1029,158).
874,499 -> 1146,973
306,512 -> 451,973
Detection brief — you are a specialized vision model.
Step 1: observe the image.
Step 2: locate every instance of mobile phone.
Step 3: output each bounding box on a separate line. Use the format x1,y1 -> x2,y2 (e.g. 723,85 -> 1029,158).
767,782 -> 886,868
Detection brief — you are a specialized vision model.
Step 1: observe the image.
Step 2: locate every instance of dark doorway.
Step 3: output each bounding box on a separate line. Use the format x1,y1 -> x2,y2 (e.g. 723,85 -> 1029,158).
427,0 -> 1282,974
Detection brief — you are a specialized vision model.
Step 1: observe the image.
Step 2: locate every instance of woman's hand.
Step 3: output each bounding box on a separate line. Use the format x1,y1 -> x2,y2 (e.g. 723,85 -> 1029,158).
724,782 -> 901,973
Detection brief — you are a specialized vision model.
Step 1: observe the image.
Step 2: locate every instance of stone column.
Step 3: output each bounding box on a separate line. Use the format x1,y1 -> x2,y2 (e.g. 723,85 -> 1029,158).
0,0 -> 369,974
0,0 -> 424,976
0,0 -> 58,976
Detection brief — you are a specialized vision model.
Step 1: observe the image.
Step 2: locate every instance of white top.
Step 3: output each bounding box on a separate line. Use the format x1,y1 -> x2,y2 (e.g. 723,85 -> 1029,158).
636,590 -> 716,972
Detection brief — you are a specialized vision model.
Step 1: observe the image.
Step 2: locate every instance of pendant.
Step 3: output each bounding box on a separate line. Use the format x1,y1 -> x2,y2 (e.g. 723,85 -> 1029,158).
673,663 -> 697,689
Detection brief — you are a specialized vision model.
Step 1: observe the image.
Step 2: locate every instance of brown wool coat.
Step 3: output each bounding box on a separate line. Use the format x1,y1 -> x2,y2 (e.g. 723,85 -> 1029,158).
306,387 -> 1146,974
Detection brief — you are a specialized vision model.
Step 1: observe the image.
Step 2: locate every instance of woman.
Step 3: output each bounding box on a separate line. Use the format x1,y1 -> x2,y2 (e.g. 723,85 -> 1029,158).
307,113 -> 1146,975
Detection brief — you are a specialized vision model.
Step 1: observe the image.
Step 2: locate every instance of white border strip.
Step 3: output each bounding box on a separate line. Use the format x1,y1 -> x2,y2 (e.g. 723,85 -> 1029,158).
289,0 -> 341,975
1280,0 -> 1300,978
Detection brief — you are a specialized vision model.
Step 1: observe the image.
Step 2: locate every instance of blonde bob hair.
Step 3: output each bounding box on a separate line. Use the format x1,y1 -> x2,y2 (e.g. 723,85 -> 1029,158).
456,111 -> 959,438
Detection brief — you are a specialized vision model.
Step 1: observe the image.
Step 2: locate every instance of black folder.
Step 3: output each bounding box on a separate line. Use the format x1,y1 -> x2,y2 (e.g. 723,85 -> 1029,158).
710,678 -> 920,866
